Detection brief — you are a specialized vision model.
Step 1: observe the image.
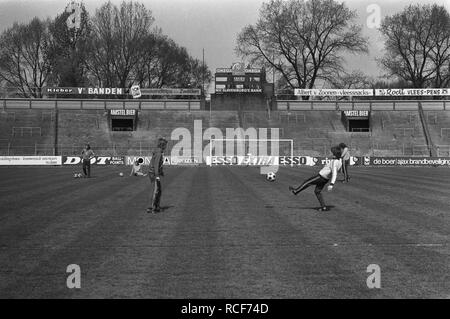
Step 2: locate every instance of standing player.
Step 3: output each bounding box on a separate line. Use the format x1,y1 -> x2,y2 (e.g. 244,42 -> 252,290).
81,144 -> 95,178
339,142 -> 350,183
147,137 -> 168,214
288,146 -> 342,211
130,158 -> 147,176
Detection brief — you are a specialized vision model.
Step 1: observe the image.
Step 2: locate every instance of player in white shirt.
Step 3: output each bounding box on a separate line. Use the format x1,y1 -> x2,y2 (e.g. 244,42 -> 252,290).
339,143 -> 350,183
130,158 -> 147,176
289,146 -> 342,211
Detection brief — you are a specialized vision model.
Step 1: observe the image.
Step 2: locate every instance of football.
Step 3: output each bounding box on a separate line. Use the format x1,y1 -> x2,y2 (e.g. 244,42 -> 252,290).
119,172 -> 124,177
266,172 -> 276,182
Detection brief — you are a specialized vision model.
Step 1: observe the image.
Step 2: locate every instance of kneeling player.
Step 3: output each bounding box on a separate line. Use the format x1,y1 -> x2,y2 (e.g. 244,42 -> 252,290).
130,158 -> 147,176
288,146 -> 342,211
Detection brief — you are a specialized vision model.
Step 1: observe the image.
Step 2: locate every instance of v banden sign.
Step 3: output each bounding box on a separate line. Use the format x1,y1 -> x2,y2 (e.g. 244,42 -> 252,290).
43,87 -> 201,96
44,87 -> 124,95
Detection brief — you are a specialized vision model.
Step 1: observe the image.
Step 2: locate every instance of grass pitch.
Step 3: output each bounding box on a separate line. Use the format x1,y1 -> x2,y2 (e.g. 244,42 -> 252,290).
0,165 -> 449,298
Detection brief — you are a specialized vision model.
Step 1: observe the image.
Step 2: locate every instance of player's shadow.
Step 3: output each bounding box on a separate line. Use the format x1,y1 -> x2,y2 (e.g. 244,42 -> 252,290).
155,206 -> 175,214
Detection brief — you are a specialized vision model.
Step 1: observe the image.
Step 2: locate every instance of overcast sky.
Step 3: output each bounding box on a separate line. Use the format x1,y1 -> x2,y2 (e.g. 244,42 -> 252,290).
1,0 -> 449,81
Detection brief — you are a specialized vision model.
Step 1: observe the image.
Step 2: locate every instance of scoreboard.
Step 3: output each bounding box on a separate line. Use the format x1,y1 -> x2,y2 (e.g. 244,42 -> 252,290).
214,62 -> 265,94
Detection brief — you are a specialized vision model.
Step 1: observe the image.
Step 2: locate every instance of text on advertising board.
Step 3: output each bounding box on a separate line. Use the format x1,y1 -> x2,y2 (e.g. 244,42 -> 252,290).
110,110 -> 136,116
343,110 -> 369,117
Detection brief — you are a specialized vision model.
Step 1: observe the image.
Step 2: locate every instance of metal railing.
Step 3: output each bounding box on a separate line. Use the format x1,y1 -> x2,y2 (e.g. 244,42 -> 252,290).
1,98 -> 202,111
11,127 -> 42,136
436,145 -> 450,156
0,111 -> 15,121
276,99 -> 450,111
393,127 -> 416,137
278,112 -> 306,123
440,128 -> 450,138
2,97 -> 449,111
427,113 -> 438,124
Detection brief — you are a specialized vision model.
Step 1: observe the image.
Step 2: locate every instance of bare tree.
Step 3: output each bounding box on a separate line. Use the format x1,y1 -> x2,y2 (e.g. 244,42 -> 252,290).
86,1 -> 116,86
87,0 -> 155,88
188,57 -> 212,91
379,4 -> 450,88
0,0 -> 212,96
429,5 -> 450,87
47,2 -> 91,87
0,18 -> 52,97
134,31 -> 163,88
328,70 -> 373,89
135,33 -> 212,90
151,37 -> 188,88
236,0 -> 368,91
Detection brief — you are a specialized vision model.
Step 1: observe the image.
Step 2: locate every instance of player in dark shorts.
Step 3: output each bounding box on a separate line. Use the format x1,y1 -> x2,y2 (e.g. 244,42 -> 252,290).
288,146 -> 342,211
130,158 -> 147,176
339,142 -> 350,183
81,144 -> 95,178
147,137 -> 168,214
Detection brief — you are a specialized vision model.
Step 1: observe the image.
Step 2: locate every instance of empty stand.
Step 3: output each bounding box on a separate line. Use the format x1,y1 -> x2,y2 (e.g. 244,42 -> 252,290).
0,103 -> 448,157
370,111 -> 428,156
423,111 -> 450,155
0,109 -> 55,155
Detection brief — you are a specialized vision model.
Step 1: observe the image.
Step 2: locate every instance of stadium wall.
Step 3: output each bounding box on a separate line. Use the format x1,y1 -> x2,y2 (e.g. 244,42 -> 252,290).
2,98 -> 449,111
1,98 -> 202,111
2,98 -> 450,157
276,99 -> 450,111
210,93 -> 270,111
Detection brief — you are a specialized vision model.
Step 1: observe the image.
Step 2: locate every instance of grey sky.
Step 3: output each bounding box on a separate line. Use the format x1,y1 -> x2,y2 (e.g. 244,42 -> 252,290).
1,0 -> 449,82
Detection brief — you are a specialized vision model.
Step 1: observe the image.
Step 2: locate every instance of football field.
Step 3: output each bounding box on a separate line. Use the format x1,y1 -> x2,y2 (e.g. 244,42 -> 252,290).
0,165 -> 449,298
